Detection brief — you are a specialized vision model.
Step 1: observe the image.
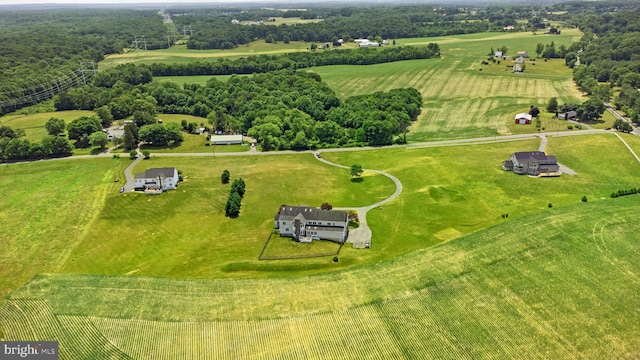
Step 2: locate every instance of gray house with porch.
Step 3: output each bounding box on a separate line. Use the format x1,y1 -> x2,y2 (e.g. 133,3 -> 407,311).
274,205 -> 348,243
503,152 -> 560,177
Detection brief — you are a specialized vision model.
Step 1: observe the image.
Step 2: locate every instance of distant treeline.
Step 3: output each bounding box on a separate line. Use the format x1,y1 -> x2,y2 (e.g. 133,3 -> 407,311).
146,45 -> 440,77
172,4 -> 558,50
568,11 -> 640,123
0,9 -> 167,115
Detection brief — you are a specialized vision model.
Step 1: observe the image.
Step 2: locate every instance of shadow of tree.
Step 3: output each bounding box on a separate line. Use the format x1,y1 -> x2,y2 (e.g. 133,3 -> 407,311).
350,177 -> 364,183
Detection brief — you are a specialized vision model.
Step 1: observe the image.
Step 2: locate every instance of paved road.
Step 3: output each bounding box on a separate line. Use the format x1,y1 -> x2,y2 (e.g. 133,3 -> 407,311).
122,147 -> 144,192
606,102 -> 640,136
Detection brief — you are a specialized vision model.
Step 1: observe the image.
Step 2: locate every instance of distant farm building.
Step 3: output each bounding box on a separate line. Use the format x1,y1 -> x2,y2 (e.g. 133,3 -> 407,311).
134,167 -> 179,194
495,51 -> 503,58
504,25 -> 515,30
354,39 -> 380,47
514,113 -> 532,124
516,51 -> 529,58
274,205 -> 348,243
503,152 -> 560,177
513,64 -> 524,73
211,134 -> 243,145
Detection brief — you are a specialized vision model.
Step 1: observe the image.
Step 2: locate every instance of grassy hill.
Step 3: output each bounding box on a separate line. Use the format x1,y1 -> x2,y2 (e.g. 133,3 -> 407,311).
2,194 -> 638,358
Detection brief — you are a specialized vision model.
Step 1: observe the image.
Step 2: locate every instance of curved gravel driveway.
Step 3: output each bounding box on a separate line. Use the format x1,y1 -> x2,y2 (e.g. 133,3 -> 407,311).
314,152 -> 403,248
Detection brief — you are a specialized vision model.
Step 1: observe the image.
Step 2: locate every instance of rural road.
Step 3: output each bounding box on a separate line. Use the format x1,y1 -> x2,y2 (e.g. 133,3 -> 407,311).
313,153 -> 404,248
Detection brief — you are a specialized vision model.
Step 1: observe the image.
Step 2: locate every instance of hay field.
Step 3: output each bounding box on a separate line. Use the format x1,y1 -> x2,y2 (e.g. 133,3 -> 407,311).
0,158 -> 128,300
312,29 -> 585,141
3,194 -> 639,358
100,41 -> 313,68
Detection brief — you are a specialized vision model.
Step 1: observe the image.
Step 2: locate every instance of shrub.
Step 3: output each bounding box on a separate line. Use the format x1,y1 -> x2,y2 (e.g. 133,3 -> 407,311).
581,196 -> 588,202
221,170 -> 230,184
129,150 -> 137,159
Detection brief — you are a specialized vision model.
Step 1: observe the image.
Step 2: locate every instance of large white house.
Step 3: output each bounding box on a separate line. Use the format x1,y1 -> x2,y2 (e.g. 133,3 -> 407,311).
503,152 -> 560,176
134,167 -> 179,194
274,205 -> 348,243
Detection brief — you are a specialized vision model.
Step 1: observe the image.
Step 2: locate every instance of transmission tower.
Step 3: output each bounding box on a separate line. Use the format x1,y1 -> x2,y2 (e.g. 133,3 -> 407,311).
167,31 -> 179,48
182,25 -> 193,36
132,35 -> 148,53
78,61 -> 98,85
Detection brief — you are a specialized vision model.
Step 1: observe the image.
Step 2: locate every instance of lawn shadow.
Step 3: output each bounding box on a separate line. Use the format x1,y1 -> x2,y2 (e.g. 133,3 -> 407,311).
350,177 -> 364,183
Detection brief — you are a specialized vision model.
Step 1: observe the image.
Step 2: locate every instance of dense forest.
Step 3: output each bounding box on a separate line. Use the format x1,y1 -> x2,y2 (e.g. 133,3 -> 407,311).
568,10 -> 640,122
171,5 -> 551,50
52,68 -> 422,152
0,9 -> 167,114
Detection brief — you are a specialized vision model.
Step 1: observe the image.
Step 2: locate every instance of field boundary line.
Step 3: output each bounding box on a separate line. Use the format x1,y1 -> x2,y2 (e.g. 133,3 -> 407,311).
614,133 -> 640,164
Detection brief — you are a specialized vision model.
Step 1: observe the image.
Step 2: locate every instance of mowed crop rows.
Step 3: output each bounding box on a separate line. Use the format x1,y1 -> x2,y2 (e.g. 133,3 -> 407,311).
2,196 -> 639,358
312,29 -> 584,141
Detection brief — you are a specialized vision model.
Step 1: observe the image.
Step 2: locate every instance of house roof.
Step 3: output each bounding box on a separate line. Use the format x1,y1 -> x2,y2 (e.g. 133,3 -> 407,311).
211,134 -> 243,143
567,110 -> 577,117
513,152 -> 557,164
515,113 -> 532,121
276,206 -> 347,223
135,167 -> 176,180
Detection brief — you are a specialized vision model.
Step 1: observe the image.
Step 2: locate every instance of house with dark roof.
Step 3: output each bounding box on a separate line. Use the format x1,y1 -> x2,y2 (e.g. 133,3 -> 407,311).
134,167 -> 179,194
503,152 -> 560,176
274,205 -> 348,243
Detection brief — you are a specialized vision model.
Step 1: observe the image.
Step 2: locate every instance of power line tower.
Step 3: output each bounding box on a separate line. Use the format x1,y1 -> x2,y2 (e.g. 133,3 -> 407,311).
78,61 -> 98,85
132,35 -> 148,53
167,31 -> 179,48
182,25 -> 193,36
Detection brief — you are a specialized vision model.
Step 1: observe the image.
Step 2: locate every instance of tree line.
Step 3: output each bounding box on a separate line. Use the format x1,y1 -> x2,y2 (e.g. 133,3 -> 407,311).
172,4 -> 546,50
568,11 -> 640,123
0,9 -> 167,115
54,66 -> 422,150
145,44 -> 440,77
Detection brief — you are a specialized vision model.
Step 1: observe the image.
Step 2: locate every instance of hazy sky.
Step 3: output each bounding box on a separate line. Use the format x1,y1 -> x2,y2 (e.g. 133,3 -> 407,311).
0,0 -> 267,4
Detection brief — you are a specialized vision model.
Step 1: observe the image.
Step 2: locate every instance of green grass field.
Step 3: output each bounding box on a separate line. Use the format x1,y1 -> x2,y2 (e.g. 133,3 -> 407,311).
100,41 -> 316,68
0,110 -> 94,142
145,30 -> 587,142
0,158 -> 128,300
2,193 -> 638,358
312,29 -> 585,141
57,154 -> 394,279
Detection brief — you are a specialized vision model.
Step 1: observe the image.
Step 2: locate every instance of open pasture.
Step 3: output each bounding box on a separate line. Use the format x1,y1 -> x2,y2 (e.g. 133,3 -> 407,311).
3,193 -> 639,358
1,133 -> 638,296
0,110 -> 94,142
311,29 -> 584,141
322,133 -> 640,260
100,41 -> 313,68
0,158 -> 127,300
58,154 -> 394,279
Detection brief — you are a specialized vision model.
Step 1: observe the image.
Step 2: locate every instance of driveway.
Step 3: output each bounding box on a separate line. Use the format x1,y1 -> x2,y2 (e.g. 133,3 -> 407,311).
314,152 -> 403,248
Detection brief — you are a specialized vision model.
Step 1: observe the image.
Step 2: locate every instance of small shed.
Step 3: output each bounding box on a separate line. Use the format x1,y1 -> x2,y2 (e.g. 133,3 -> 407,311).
211,134 -> 243,145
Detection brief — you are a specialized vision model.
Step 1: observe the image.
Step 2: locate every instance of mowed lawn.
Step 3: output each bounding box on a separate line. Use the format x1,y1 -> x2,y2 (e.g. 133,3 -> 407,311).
59,154 -> 395,279
3,194 -> 639,358
312,29 -> 585,141
0,158 -> 128,300
322,133 -> 640,263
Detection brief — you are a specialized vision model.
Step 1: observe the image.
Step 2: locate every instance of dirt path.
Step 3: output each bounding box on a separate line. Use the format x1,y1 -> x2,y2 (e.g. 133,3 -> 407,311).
314,153 -> 403,248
